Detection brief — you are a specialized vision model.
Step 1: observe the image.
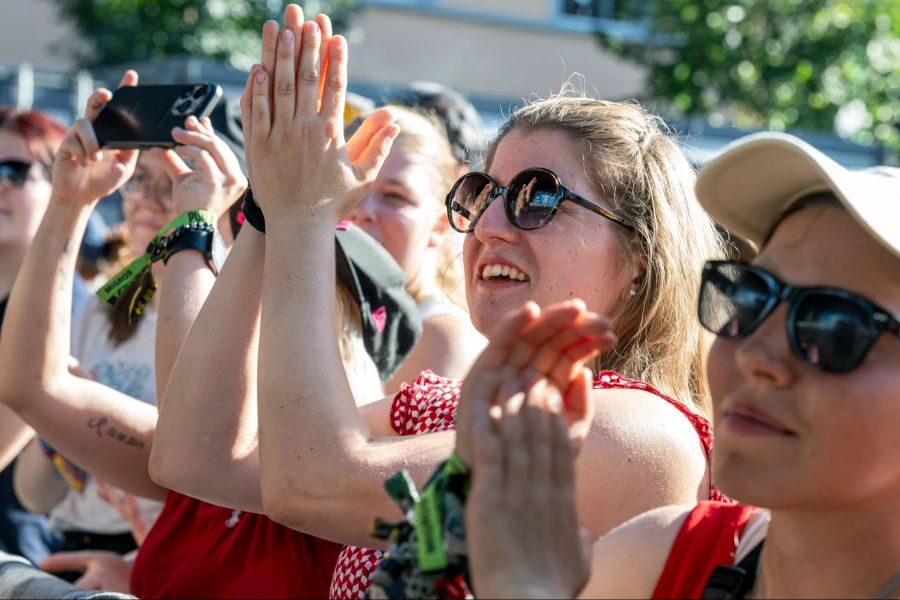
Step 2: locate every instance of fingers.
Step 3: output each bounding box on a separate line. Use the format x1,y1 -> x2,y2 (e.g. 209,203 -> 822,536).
84,88 -> 113,122
353,122 -> 399,182
40,551 -> 92,573
320,35 -> 348,137
562,368 -> 594,447
296,21 -> 322,118
261,19 -> 280,97
116,69 -> 139,89
240,64 -> 261,157
316,14 -> 333,107
283,3 -> 305,76
251,69 -> 271,145
172,117 -> 233,174
273,28 -> 297,126
344,107 -> 395,162
174,144 -> 217,177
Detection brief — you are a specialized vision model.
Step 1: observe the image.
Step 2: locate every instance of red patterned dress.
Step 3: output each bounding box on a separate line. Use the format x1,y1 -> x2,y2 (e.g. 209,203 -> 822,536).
328,370 -> 724,599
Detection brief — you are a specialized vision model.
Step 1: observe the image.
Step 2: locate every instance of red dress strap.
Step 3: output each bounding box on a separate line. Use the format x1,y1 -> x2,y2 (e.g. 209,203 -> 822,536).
593,371 -> 728,502
652,501 -> 759,599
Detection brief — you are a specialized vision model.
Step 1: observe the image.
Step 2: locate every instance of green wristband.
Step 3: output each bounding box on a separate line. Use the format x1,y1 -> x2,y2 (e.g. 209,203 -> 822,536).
96,209 -> 216,305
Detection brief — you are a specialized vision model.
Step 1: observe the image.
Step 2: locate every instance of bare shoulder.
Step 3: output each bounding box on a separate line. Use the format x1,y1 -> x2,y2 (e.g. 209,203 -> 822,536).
573,387 -> 709,537
580,504 -> 693,599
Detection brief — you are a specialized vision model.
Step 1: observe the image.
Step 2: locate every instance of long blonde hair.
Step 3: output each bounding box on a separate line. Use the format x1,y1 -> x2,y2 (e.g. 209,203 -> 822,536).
335,281 -> 384,404
485,95 -> 725,415
387,107 -> 466,307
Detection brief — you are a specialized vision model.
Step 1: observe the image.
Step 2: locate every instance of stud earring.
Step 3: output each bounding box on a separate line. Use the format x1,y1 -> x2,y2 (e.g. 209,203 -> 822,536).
629,287 -> 637,297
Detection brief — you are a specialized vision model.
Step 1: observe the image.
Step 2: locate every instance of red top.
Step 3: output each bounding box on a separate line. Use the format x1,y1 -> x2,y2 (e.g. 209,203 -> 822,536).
131,491 -> 342,599
652,501 -> 759,599
330,370 -> 723,599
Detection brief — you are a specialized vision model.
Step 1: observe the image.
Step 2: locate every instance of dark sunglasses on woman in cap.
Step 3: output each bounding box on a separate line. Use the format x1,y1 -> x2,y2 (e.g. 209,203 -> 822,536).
699,260 -> 900,373
445,167 -> 634,233
0,159 -> 48,187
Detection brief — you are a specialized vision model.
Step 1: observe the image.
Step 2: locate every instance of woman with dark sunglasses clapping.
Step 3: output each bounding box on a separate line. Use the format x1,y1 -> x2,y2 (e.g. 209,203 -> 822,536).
158,10 -> 727,597
464,132 -> 900,599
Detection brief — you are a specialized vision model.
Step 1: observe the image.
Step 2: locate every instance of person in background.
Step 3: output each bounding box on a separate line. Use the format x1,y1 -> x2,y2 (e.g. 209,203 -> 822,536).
0,107 -> 91,566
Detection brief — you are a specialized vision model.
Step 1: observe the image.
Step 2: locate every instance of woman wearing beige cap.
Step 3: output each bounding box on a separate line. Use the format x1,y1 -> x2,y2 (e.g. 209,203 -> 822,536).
463,132 -> 900,599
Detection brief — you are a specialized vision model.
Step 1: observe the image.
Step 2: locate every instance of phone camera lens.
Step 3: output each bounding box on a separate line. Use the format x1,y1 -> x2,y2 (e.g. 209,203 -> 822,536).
175,100 -> 193,115
192,86 -> 208,99
179,89 -> 194,99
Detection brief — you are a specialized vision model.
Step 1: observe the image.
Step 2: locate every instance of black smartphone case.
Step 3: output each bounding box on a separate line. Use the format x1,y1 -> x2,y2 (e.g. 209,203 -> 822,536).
94,84 -> 223,149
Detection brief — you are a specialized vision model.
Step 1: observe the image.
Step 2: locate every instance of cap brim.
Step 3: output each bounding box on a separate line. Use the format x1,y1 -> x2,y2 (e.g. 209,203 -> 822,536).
696,132 -> 900,258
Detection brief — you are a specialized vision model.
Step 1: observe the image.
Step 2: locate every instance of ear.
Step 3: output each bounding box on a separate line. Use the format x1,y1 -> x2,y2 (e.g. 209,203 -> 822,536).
427,206 -> 451,249
625,240 -> 646,300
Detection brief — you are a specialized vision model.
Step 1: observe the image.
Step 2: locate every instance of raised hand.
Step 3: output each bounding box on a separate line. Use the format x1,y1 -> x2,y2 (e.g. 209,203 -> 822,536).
455,300 -> 615,465
163,115 -> 248,217
52,71 -> 140,205
95,477 -> 151,544
465,374 -> 591,599
243,12 -> 398,224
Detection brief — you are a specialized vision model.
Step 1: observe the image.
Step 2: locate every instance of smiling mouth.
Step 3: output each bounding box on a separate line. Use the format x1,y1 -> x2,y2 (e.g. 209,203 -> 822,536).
480,263 -> 529,282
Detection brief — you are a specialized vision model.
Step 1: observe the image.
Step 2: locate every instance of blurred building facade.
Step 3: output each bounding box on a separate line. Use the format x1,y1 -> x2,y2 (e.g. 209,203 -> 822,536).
0,0 -> 889,167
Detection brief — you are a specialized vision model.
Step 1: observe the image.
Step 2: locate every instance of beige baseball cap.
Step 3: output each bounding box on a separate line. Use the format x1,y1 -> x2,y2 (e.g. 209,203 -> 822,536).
696,132 -> 900,259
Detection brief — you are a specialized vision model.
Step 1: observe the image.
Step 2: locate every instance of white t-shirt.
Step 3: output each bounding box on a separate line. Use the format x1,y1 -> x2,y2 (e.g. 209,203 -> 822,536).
48,297 -> 163,535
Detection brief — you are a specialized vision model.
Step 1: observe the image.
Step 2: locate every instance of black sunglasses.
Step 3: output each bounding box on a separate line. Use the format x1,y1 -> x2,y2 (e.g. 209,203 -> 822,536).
699,260 -> 900,373
0,159 -> 46,187
445,167 -> 634,233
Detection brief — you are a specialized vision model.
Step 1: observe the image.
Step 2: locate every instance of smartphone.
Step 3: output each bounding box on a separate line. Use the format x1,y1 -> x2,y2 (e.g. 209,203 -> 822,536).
94,83 -> 223,149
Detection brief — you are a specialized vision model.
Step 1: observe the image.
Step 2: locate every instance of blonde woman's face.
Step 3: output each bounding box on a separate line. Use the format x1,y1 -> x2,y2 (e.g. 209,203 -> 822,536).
347,146 -> 447,287
121,149 -> 176,257
709,205 -> 900,508
463,128 -> 633,334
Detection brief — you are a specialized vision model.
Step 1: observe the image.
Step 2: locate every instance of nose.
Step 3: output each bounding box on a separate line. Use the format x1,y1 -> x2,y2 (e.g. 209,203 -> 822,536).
733,304 -> 796,387
472,189 -> 518,245
348,192 -> 378,224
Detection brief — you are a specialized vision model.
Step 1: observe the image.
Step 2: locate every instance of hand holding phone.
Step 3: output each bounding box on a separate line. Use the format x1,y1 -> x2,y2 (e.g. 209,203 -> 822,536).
93,84 -> 223,149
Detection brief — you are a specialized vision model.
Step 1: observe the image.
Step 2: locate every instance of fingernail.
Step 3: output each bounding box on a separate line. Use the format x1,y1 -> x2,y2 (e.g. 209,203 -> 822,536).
306,21 -> 318,34
255,70 -> 266,83
333,36 -> 345,48
281,28 -> 293,43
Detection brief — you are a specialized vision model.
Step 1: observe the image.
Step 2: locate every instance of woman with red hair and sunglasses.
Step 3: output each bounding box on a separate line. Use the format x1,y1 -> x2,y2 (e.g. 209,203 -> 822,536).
0,107 -> 91,565
462,133 -> 900,599
155,8 -> 731,598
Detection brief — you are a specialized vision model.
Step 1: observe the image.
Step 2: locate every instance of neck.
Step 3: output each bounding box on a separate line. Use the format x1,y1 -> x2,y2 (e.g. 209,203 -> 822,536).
0,243 -> 28,299
406,248 -> 440,302
760,490 -> 900,598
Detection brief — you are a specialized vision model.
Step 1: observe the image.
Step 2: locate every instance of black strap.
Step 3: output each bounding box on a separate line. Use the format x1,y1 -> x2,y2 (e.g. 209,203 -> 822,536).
701,541 -> 764,600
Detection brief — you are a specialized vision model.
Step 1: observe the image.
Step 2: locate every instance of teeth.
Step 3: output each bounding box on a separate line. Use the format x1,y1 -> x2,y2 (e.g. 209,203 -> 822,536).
481,263 -> 529,281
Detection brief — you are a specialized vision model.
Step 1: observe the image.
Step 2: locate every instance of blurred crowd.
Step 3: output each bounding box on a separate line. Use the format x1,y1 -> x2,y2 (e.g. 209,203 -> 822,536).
0,5 -> 897,599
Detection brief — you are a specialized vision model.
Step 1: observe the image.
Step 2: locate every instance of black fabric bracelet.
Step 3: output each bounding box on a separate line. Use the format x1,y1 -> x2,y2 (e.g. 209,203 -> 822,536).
241,187 -> 266,233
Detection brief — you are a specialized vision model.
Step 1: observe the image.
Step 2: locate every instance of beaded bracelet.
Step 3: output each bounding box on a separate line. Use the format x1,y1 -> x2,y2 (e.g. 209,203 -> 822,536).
241,187 -> 266,233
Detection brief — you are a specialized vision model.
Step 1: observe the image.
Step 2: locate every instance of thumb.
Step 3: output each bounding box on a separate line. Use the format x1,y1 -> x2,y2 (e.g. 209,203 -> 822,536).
353,123 -> 400,182
40,551 -> 93,573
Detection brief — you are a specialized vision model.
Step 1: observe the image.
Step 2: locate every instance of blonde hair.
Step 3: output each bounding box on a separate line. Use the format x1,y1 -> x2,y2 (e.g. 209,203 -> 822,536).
387,107 -> 466,308
335,281 -> 384,405
485,95 -> 726,415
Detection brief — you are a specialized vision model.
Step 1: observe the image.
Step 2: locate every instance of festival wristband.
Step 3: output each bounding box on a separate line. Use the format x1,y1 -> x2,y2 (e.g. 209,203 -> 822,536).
241,187 -> 266,233
413,451 -> 470,572
96,209 -> 217,305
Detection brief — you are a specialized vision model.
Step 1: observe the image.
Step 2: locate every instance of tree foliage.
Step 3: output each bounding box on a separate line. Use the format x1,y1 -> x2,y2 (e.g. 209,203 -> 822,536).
46,0 -> 359,70
600,0 -> 900,152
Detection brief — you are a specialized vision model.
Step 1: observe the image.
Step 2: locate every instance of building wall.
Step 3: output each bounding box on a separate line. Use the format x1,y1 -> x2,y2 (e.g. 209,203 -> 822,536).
347,2 -> 646,103
1,0 -> 77,70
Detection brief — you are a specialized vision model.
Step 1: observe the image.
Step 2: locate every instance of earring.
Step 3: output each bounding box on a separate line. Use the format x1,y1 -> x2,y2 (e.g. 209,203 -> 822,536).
629,287 -> 637,297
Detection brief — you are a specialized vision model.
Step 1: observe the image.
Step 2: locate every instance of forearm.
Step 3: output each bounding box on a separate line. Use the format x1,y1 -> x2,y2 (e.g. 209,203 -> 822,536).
258,220 -> 453,544
0,199 -> 90,400
0,406 -> 34,471
12,439 -> 67,514
153,254 -> 216,408
151,227 -> 265,512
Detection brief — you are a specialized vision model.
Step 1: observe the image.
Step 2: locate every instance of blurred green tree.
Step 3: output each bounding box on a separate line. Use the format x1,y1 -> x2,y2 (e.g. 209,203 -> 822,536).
600,0 -> 899,151
46,0 -> 359,71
